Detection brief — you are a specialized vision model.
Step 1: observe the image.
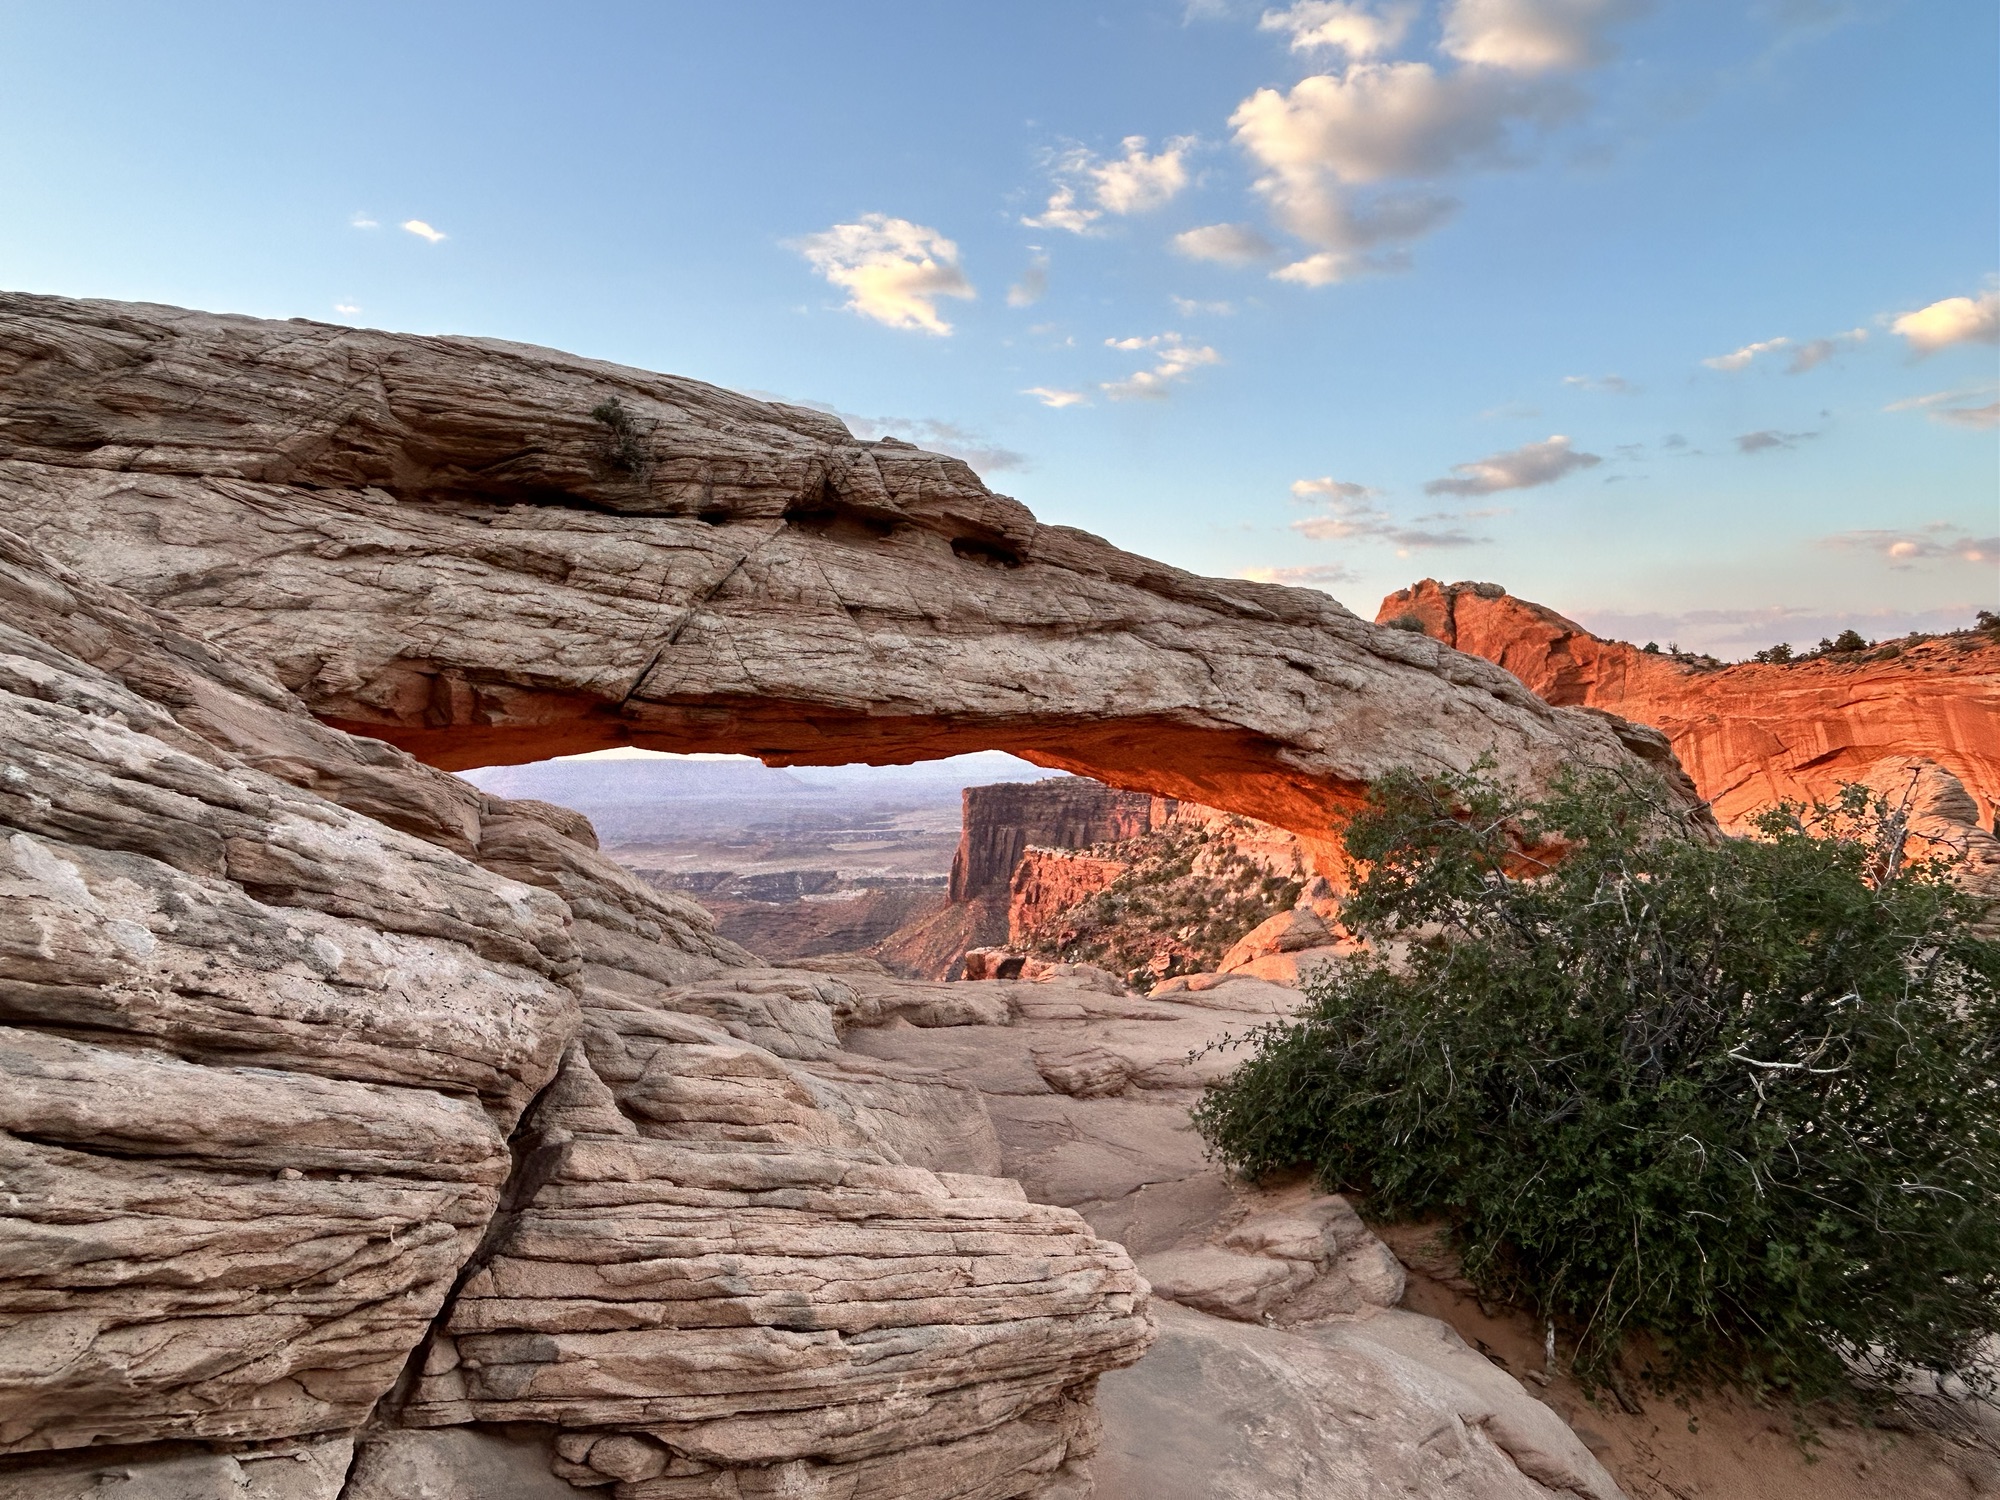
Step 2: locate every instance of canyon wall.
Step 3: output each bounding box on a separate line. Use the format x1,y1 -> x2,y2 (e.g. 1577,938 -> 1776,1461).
1380,579 -> 2000,832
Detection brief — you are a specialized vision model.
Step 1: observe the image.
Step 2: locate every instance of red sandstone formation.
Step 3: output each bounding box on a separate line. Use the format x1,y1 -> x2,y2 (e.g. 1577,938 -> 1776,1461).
1008,849 -> 1132,945
949,780 -> 1163,902
1380,580 -> 2000,831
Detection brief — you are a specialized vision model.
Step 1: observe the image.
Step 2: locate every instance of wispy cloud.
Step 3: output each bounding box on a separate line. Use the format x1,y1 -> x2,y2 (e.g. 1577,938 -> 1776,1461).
1258,1 -> 1417,59
793,214 -> 975,335
1289,475 -> 1487,550
1703,335 -> 1789,372
1025,135 -> 1195,234
349,212 -> 380,230
803,404 -> 1025,472
332,301 -> 361,315
1023,386 -> 1090,408
1821,522 -> 1996,568
1171,295 -> 1237,316
1101,333 -> 1222,400
1008,254 -> 1050,308
1572,601 -> 1980,658
1173,222 -> 1279,264
401,219 -> 447,243
1787,327 -> 1865,372
1891,287 -> 2000,355
1237,562 -> 1358,590
1561,373 -> 1634,393
1936,402 -> 2000,431
1734,428 -> 1818,453
1423,434 -> 1601,495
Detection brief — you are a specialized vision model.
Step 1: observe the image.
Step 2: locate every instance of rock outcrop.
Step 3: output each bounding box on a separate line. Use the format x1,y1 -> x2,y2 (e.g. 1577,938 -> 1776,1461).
1379,579 -> 2000,832
0,294 -> 1685,1496
0,293 -> 1691,880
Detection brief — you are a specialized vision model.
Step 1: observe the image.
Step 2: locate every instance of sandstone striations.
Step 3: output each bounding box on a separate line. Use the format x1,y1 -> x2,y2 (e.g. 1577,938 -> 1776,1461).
0,293 -> 1690,879
1379,579 -> 2000,832
0,293 -> 1682,1497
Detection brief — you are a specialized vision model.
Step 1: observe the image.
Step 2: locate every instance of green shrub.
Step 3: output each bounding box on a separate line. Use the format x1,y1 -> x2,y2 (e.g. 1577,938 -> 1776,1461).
1193,764 -> 2000,1403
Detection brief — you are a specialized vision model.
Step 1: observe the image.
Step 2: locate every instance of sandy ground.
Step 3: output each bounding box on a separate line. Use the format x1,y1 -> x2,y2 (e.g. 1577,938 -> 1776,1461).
1374,1221 -> 2000,1500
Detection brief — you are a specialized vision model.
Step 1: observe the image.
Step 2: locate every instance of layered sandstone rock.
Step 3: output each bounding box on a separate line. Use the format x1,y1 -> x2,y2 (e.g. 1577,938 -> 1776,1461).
0,526 -> 1150,1490
0,292 -> 1691,881
1380,579 -> 2000,831
0,294 -> 1687,1496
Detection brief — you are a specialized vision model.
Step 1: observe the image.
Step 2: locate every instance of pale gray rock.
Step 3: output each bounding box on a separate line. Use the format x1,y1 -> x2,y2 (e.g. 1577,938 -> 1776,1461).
0,1437 -> 353,1499
343,1429 -> 579,1500
0,292 -> 1698,872
1093,1302 -> 1625,1500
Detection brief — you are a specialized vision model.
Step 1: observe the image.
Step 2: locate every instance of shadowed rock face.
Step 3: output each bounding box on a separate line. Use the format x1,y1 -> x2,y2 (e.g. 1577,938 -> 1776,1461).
0,293 -> 1693,873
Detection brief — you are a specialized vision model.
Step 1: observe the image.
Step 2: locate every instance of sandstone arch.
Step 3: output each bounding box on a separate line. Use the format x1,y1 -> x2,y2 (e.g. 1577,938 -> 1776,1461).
0,292 -> 1680,1496
0,293 -> 1692,875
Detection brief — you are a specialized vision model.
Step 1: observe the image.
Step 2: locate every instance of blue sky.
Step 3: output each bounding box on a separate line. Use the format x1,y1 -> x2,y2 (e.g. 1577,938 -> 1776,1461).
2,0 -> 1993,655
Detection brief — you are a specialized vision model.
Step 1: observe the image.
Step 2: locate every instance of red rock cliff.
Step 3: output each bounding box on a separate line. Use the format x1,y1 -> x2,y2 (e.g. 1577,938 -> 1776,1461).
948,779 -> 1167,901
1379,580 -> 2000,831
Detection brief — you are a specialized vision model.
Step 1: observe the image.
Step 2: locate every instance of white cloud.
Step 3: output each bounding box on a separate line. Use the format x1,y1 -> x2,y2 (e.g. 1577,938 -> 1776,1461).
1892,289 -> 2000,355
1023,185 -> 1101,235
1238,562 -> 1358,590
1008,255 -> 1049,308
1023,386 -> 1090,408
1026,136 -> 1195,234
401,219 -> 447,243
1291,475 -> 1381,503
1258,1 -> 1416,58
793,214 -> 975,335
1095,135 -> 1195,214
333,302 -> 361,315
1232,63 -> 1560,187
1229,62 -> 1568,283
1173,222 -> 1279,264
1289,476 -> 1487,550
1822,522 -> 1996,568
1171,295 -> 1237,316
1561,373 -> 1633,392
349,212 -> 379,230
1101,333 -> 1222,400
1424,434 -> 1600,494
1440,0 -> 1648,73
1702,336 -> 1789,372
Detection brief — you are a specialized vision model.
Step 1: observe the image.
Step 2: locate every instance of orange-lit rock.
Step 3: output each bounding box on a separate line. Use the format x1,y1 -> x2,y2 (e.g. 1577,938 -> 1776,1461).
0,293 -> 1692,883
1380,580 -> 2000,831
1009,848 -> 1132,946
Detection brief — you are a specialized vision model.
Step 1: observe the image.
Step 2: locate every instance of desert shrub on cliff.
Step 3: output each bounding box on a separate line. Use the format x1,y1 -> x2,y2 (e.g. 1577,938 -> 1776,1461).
1194,764 -> 2000,1404
1019,822 -> 1302,985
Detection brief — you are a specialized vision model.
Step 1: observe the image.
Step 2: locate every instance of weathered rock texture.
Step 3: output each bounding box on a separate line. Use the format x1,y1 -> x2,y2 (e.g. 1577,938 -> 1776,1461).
0,293 -> 1679,1496
1380,579 -> 2000,832
950,783 -> 1164,905
0,293 -> 1689,881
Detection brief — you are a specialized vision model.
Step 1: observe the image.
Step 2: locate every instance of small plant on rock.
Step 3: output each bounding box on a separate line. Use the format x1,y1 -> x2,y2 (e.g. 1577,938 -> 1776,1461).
1194,763 -> 2000,1407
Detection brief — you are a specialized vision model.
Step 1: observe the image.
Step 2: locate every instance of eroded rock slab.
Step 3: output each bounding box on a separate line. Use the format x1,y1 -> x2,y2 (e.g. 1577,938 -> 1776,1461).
0,292 -> 1695,873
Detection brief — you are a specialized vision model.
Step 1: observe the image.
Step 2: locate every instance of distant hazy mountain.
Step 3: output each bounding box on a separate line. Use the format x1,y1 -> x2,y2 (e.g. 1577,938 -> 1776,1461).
458,752 -> 1061,844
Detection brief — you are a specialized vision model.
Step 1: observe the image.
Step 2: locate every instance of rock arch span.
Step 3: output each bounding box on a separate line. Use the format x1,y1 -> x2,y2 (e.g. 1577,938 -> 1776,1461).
0,292 -> 1689,870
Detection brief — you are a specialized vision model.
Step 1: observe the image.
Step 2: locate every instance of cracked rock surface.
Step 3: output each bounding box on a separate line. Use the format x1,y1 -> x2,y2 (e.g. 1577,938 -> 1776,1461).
0,292 -> 1652,1497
